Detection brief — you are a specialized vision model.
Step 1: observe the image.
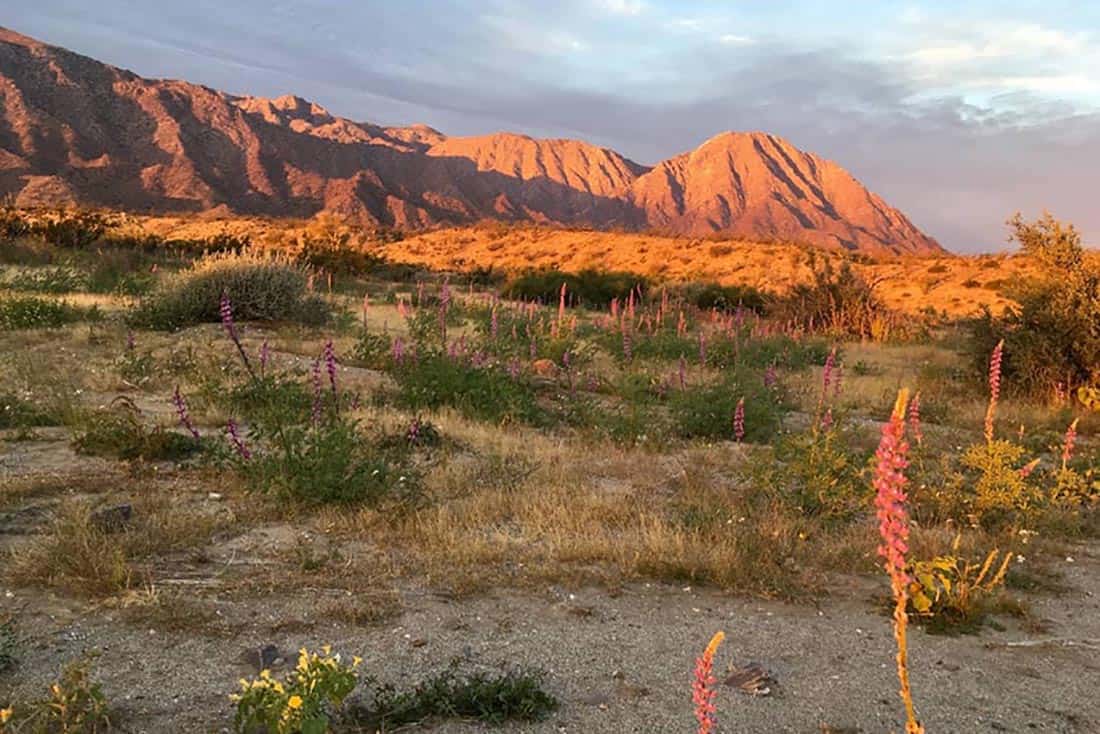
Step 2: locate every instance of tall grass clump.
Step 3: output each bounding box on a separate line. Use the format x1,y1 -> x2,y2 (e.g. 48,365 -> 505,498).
503,269 -> 647,307
0,295 -> 98,330
130,252 -> 328,330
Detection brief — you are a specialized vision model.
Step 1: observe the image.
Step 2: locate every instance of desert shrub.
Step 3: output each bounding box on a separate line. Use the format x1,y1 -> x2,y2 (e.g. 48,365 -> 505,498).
31,209 -> 113,249
766,425 -> 868,521
3,265 -> 86,293
2,656 -> 111,732
391,354 -> 544,425
71,400 -> 202,461
358,666 -> 558,729
0,202 -> 33,240
706,334 -> 831,370
0,295 -> 98,330
238,418 -> 415,506
232,647 -> 360,734
671,281 -> 766,313
352,330 -> 392,370
0,391 -> 61,429
769,257 -> 914,340
130,252 -> 328,330
967,212 -> 1100,396
669,370 -> 783,442
503,268 -> 647,308
957,440 -> 1044,527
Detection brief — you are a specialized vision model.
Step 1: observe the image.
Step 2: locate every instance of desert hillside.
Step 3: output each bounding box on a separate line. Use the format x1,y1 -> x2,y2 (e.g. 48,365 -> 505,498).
0,26 -> 941,256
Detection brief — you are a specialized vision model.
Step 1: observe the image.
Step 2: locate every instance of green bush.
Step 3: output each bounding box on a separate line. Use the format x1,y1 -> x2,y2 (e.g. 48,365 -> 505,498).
0,296 -> 97,330
503,268 -> 647,308
0,392 -> 61,429
767,426 -> 868,522
392,354 -> 544,425
358,666 -> 558,729
671,281 -> 766,313
3,266 -> 86,293
130,252 -> 328,330
71,402 -> 202,461
967,213 -> 1100,396
669,370 -> 784,442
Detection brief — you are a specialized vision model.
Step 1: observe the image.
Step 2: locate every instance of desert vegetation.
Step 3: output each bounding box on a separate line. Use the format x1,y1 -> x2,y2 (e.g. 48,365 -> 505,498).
0,208 -> 1097,732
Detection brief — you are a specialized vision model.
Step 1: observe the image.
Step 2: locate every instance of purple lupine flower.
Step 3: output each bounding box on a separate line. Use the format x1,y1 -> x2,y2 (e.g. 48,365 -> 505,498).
311,358 -> 323,425
733,397 -> 745,443
562,350 -> 571,370
490,306 -> 499,341
764,364 -> 778,389
392,336 -> 405,365
678,356 -> 687,390
220,291 -> 237,341
259,340 -> 270,376
406,416 -> 422,445
226,419 -> 251,460
621,320 -> 633,362
833,362 -> 844,399
529,335 -> 537,360
172,385 -> 200,440
508,358 -> 521,380
125,330 -> 135,352
323,340 -> 338,394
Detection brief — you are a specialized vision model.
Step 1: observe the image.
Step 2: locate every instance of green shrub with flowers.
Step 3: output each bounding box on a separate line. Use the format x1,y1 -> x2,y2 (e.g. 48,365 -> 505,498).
232,646 -> 360,734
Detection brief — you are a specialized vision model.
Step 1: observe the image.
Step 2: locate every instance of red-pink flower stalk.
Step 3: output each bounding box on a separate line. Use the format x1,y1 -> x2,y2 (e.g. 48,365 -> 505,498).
907,391 -> 923,446
822,347 -> 837,396
873,389 -> 924,734
692,632 -> 725,734
226,419 -> 251,460
172,385 -> 200,440
621,319 -> 633,362
820,407 -> 833,431
1062,418 -> 1079,470
733,397 -> 745,443
984,340 -> 1004,444
1019,458 -> 1041,478
557,282 -> 567,331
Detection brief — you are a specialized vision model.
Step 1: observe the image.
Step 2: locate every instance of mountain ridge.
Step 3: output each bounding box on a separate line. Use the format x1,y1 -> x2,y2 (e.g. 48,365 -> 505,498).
0,26 -> 944,255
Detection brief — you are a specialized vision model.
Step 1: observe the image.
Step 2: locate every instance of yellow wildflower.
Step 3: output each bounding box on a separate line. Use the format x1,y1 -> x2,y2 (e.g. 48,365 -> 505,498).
352,656 -> 363,667
287,695 -> 303,710
1,706 -> 13,723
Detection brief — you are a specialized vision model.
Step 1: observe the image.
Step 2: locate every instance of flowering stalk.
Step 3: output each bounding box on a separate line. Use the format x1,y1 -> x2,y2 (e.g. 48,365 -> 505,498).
873,388 -> 924,734
220,291 -> 255,379
984,340 -> 1004,444
907,391 -> 922,446
172,385 -> 200,440
733,397 -> 745,443
692,631 -> 725,734
323,340 -> 338,395
1062,418 -> 1079,470
679,356 -> 687,390
698,331 -> 707,366
226,419 -> 251,460
763,364 -> 777,389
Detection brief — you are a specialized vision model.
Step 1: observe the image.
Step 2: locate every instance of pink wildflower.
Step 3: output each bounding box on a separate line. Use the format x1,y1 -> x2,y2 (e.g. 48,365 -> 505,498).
907,392 -> 922,446
226,419 -> 251,460
1062,418 -> 1079,470
172,385 -> 200,440
323,340 -> 337,394
692,632 -> 725,734
874,390 -> 912,584
984,340 -> 1004,443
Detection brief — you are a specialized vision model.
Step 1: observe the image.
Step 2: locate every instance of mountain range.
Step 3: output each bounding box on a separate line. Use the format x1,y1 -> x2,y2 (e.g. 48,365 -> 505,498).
0,27 -> 943,256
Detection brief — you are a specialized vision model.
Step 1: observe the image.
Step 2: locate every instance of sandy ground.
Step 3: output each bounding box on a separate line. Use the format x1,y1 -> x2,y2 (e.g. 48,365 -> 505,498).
2,539 -> 1097,734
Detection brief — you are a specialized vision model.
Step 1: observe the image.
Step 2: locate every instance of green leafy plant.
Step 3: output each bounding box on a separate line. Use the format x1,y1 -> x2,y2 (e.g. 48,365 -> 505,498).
355,666 -> 558,729
392,354 -> 545,425
71,399 -> 202,462
232,646 -> 360,734
0,296 -> 98,330
906,539 -> 1013,632
3,656 -> 111,733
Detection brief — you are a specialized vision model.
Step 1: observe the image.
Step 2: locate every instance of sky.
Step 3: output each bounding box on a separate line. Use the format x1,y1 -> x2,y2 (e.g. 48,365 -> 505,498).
8,1 -> 1100,252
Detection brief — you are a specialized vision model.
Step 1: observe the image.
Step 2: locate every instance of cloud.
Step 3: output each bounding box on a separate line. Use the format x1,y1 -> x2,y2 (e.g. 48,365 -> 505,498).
597,0 -> 645,15
718,34 -> 754,45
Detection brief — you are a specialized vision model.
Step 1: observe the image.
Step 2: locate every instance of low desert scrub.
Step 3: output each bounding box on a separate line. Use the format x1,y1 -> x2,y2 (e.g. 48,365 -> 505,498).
0,656 -> 111,733
70,399 -> 203,462
130,251 -> 328,330
0,295 -> 99,330
354,665 -> 558,729
7,496 -> 228,598
905,540 -> 1013,633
